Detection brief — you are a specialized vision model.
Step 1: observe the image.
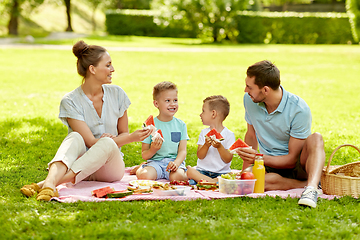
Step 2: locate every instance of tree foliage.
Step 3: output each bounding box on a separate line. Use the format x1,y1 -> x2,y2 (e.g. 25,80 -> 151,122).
3,0 -> 45,35
346,0 -> 360,43
151,0 -> 248,42
261,0 -> 345,5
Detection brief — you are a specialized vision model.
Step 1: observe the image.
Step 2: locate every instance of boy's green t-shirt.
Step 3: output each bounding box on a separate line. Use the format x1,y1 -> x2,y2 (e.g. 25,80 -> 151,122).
142,117 -> 189,161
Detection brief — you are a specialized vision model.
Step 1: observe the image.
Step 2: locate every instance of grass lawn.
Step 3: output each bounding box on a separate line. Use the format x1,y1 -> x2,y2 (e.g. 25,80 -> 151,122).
1,36 -> 360,239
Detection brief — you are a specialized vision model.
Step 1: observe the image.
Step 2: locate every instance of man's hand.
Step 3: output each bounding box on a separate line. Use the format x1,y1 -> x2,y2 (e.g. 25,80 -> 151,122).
235,147 -> 257,165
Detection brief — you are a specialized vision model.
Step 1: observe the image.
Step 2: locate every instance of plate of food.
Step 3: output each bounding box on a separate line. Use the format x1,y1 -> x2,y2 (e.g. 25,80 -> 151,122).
127,185 -> 152,195
129,180 -> 162,188
152,183 -> 191,196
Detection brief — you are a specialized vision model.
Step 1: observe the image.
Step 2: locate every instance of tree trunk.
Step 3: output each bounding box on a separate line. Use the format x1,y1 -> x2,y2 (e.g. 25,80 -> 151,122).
64,0 -> 73,32
8,0 -> 20,35
213,26 -> 218,42
117,0 -> 123,9
92,5 -> 99,32
92,9 -> 96,32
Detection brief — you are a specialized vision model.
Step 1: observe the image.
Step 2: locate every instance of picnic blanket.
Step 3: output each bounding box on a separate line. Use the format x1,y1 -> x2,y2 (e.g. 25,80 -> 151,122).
52,167 -> 339,203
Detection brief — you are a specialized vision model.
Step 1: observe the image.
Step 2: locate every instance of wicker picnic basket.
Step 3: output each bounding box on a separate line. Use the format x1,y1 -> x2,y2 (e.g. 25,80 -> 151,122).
321,144 -> 360,198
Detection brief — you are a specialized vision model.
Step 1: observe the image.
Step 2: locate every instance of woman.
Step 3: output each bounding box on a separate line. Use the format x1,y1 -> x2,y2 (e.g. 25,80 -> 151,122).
20,40 -> 151,201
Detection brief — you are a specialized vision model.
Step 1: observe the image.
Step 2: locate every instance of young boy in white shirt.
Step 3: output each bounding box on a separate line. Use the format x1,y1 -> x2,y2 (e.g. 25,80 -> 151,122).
136,81 -> 189,181
187,95 -> 235,184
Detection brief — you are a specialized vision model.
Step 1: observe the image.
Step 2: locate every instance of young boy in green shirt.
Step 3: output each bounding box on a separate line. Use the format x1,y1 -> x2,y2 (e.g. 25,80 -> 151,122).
136,81 -> 189,181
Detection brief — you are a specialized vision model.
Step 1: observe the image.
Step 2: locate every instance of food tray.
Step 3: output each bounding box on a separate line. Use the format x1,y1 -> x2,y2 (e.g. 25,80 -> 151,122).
218,177 -> 256,195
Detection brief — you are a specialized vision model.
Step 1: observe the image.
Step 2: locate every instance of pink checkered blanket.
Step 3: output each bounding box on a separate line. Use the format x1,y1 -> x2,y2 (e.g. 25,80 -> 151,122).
52,167 -> 338,203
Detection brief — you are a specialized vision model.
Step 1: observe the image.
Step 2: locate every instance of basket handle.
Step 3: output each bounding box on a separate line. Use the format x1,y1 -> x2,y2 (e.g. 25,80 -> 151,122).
325,144 -> 360,174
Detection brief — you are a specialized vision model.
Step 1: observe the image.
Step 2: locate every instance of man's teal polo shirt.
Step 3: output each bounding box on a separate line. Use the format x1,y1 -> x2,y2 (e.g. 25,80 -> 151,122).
244,86 -> 312,156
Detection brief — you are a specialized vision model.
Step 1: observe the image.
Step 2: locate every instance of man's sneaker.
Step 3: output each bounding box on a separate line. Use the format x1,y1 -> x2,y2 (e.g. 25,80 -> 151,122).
298,186 -> 318,208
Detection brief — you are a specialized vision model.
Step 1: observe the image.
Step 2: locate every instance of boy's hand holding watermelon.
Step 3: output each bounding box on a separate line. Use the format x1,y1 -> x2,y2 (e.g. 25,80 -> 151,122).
205,128 -> 225,148
149,137 -> 163,152
151,129 -> 165,142
205,136 -> 222,149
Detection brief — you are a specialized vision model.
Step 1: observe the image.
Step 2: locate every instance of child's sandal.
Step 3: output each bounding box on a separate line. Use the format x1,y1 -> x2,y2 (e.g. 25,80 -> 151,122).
36,187 -> 59,201
20,183 -> 40,197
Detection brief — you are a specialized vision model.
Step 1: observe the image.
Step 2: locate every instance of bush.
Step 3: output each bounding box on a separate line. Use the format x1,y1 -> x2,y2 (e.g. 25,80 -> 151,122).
151,0 -> 249,42
106,10 -> 160,36
106,9 -> 196,37
236,11 -> 354,44
105,9 -> 354,44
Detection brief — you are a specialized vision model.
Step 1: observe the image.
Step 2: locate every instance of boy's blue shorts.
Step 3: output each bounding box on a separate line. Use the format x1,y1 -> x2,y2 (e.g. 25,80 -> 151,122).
142,158 -> 186,180
188,170 -> 225,185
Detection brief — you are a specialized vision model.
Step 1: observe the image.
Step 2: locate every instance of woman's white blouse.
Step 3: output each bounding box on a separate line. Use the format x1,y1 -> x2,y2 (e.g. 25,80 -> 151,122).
59,85 -> 131,140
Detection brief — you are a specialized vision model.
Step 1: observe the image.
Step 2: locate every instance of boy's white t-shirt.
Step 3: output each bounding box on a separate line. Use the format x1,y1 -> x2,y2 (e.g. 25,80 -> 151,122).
196,127 -> 235,173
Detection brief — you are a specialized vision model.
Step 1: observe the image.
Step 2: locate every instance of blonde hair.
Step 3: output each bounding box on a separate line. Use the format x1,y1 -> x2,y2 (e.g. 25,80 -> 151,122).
153,81 -> 178,100
203,95 -> 230,121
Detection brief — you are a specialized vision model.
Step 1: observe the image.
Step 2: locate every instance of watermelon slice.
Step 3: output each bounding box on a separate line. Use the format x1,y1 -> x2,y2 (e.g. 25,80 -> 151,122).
91,186 -> 115,198
229,138 -> 249,151
151,129 -> 165,142
106,190 -> 133,198
142,115 -> 155,127
157,129 -> 163,138
205,128 -> 224,141
142,115 -> 157,135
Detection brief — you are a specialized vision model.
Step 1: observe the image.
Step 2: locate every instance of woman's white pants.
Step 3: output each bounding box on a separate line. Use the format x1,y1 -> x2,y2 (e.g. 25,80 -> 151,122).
48,132 -> 125,184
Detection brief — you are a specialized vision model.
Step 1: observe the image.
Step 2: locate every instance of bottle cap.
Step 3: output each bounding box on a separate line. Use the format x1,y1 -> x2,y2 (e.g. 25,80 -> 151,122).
256,153 -> 263,156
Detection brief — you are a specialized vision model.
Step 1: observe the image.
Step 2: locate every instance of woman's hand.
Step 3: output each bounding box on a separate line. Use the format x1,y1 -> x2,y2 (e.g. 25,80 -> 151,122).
100,133 -> 116,139
130,129 -> 151,142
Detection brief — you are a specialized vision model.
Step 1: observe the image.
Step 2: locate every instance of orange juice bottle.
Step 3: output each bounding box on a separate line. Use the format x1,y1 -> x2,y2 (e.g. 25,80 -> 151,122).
252,153 -> 265,193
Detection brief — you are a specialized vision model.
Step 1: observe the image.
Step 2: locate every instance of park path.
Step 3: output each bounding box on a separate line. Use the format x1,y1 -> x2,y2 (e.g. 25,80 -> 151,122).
0,43 -> 247,52
0,32 -> 265,53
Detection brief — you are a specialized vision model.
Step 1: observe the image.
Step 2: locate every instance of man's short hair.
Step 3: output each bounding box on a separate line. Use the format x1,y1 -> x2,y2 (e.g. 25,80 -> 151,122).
203,95 -> 230,121
153,81 -> 178,100
246,60 -> 280,90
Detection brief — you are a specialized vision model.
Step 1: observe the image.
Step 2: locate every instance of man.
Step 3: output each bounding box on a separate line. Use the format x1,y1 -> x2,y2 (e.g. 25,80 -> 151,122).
236,60 -> 325,208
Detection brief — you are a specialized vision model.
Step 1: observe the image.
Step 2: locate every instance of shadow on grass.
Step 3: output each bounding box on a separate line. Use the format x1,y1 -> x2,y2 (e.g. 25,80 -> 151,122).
86,35 -> 270,47
34,35 -> 269,47
0,117 -> 67,186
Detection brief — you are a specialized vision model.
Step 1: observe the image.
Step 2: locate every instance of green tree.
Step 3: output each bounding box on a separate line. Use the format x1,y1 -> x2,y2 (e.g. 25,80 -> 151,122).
87,0 -> 102,32
3,0 -> 44,35
346,0 -> 360,43
151,0 -> 248,42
